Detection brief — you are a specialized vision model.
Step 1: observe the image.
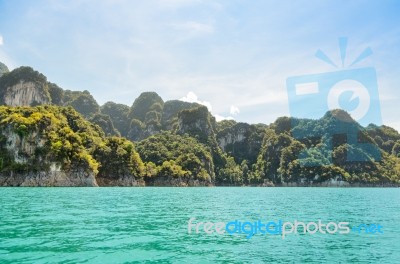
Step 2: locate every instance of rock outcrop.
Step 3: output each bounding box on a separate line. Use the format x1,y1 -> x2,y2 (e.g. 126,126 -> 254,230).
0,167 -> 98,187
96,176 -> 145,187
146,176 -> 212,187
0,106 -> 146,187
217,123 -> 265,164
0,122 -> 98,186
0,66 -> 51,106
161,100 -> 200,130
3,81 -> 51,106
176,105 -> 216,144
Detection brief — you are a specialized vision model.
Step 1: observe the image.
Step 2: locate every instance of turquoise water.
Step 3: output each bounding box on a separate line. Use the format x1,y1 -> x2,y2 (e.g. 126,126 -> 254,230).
0,188 -> 399,263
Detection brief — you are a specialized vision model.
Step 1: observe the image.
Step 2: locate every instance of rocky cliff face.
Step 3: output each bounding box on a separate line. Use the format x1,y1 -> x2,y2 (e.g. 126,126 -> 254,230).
217,123 -> 265,164
96,176 -> 144,187
4,105 -> 151,187
218,124 -> 248,151
3,81 -> 51,106
161,100 -> 200,130
0,125 -> 97,186
146,176 -> 212,187
0,66 -> 52,107
2,126 -> 46,163
0,167 -> 98,187
176,106 -> 216,144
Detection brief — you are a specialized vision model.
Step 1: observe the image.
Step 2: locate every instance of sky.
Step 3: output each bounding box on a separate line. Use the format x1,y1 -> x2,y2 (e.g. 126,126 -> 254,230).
0,0 -> 399,129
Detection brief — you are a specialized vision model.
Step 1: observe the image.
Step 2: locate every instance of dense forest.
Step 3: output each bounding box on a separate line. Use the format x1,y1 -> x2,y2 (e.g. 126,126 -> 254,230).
0,64 -> 399,186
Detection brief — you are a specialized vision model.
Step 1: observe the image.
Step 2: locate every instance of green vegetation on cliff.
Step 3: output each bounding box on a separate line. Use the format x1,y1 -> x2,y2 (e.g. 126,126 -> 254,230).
136,132 -> 214,182
63,90 -> 100,118
0,66 -> 51,106
0,62 -> 399,186
252,111 -> 400,185
0,106 -> 102,173
0,62 -> 9,77
0,105 -> 144,185
101,102 -> 130,136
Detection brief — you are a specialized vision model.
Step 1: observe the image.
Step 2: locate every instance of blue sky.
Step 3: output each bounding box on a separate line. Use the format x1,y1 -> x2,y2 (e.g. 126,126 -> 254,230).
0,0 -> 399,129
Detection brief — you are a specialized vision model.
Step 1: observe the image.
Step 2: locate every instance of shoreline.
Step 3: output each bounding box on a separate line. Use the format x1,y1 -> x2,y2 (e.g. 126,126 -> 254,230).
1,184 -> 399,188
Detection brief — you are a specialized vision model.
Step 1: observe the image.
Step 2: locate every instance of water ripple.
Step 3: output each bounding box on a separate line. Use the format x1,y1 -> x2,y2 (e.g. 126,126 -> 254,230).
0,187 -> 399,263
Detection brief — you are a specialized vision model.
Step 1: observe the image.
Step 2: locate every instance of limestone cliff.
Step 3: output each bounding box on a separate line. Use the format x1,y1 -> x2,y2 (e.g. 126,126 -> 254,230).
161,100 -> 200,130
122,93 -> 201,141
0,106 -> 145,187
95,176 -> 144,187
217,123 -> 265,164
93,137 -> 145,187
0,167 -> 98,187
3,81 -> 51,106
0,66 -> 51,106
0,62 -> 399,187
146,176 -> 212,187
176,105 -> 216,144
0,125 -> 97,186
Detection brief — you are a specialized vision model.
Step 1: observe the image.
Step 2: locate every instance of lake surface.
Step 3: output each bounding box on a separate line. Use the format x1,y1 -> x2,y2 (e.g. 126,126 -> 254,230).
0,188 -> 399,263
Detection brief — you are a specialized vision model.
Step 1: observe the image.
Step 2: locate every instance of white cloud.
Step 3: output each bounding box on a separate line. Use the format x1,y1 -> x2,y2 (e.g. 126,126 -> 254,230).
180,91 -> 213,111
214,114 -> 234,122
230,105 -> 240,115
0,35 -> 3,46
215,105 -> 240,122
179,91 -> 238,122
